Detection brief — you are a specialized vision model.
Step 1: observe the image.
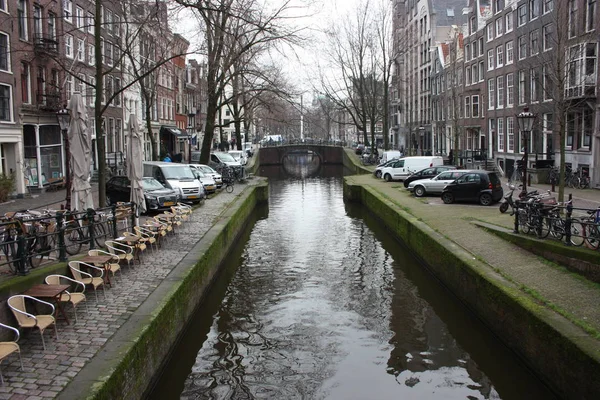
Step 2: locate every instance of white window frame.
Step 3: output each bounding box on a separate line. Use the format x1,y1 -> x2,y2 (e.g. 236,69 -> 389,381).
76,6 -> 84,30
488,49 -> 494,70
17,0 -> 28,41
498,118 -> 505,152
529,0 -> 539,20
465,96 -> 471,118
506,11 -> 514,33
507,73 -> 514,107
63,0 -> 73,24
497,45 -> 504,67
472,95 -> 480,118
496,18 -> 504,37
77,38 -> 85,62
0,32 -> 10,73
0,83 -> 13,122
89,44 -> 95,65
518,4 -> 527,26
487,24 -> 494,42
506,41 -> 514,64
543,0 -> 554,14
507,117 -> 515,152
87,12 -> 94,34
586,0 -> 596,32
65,34 -> 73,59
519,70 -> 527,104
66,74 -> 73,98
0,0 -> 7,13
543,24 -> 553,51
497,75 -> 505,109
518,35 -> 527,60
488,79 -> 495,109
479,38 -> 484,56
530,29 -> 539,55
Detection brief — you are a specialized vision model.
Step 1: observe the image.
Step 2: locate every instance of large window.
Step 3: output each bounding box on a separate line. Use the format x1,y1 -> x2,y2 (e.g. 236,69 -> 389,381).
63,0 -> 73,23
518,36 -> 527,60
21,62 -> 30,104
33,5 -> 42,41
543,65 -> 554,100
487,24 -> 494,41
465,96 -> 471,118
496,18 -> 504,37
530,29 -> 539,55
507,73 -> 514,107
65,35 -> 73,58
472,95 -> 479,118
498,118 -> 505,152
488,79 -> 495,109
497,75 -> 505,108
77,39 -> 85,62
529,0 -> 539,20
76,7 -> 84,30
519,70 -> 527,104
0,84 -> 11,122
89,44 -> 95,65
543,24 -> 553,51
0,32 -> 9,72
17,0 -> 28,40
506,41 -> 514,64
497,45 -> 504,67
569,0 -> 578,38
48,13 -> 56,41
506,11 -> 514,33
488,49 -> 494,70
531,68 -> 539,102
87,12 -> 94,34
0,0 -> 6,12
587,0 -> 596,32
507,117 -> 515,152
518,4 -> 527,26
544,0 -> 554,14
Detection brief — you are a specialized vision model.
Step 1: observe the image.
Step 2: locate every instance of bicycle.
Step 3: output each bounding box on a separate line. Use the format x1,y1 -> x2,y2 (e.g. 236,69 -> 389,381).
221,167 -> 235,193
63,209 -> 109,255
581,208 -> 600,250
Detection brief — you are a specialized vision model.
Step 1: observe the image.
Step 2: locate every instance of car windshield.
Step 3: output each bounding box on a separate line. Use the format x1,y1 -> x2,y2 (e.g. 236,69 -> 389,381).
229,152 -> 242,160
199,165 -> 217,174
142,178 -> 165,190
161,166 -> 196,179
216,153 -> 236,162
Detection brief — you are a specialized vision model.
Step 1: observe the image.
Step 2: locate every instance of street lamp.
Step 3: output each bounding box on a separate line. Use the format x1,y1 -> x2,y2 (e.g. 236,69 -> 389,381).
517,107 -> 536,198
188,112 -> 196,162
56,107 -> 71,210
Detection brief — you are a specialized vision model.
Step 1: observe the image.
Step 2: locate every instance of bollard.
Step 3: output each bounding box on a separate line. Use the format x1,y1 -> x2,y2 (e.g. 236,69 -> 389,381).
513,201 -> 520,234
16,234 -> 28,276
111,203 -> 118,239
56,211 -> 68,262
565,194 -> 573,246
87,208 -> 96,250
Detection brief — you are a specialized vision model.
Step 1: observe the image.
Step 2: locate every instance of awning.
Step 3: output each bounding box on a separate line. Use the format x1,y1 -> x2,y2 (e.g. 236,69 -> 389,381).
160,126 -> 190,138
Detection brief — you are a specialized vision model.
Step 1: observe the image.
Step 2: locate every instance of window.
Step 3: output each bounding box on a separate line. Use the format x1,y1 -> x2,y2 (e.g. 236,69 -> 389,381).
0,0 -> 6,13
519,70 -> 527,104
466,44 -> 471,61
33,6 -> 42,41
63,0 -> 73,23
543,65 -> 554,101
496,18 -> 504,37
488,79 -> 496,109
506,41 -> 514,64
497,46 -> 504,66
498,118 -> 505,152
17,0 -> 28,40
470,16 -> 477,35
507,73 -> 514,107
542,24 -> 552,51
518,35 -> 527,60
66,74 -> 73,97
77,39 -> 85,62
529,0 -> 539,19
495,0 -> 502,13
114,78 -> 121,106
473,40 -> 478,58
479,61 -> 484,82
507,117 -> 515,152
466,67 -> 471,85
531,68 -> 539,102
528,32 -> 538,57
544,0 -> 554,14
48,13 -> 56,41
472,95 -> 480,118
75,73 -> 83,94
488,49 -> 494,70
586,0 -> 596,32
76,6 -> 84,29
487,24 -> 494,41
105,41 -> 113,66
472,64 -> 478,83
465,96 -> 471,118
0,84 -> 12,122
506,11 -> 514,32
0,32 -> 9,72
518,4 -> 527,26
569,0 -> 578,38
87,12 -> 94,34
21,62 -> 30,103
114,15 -> 120,37
497,76 -> 505,108
479,38 -> 484,56
65,34 -> 73,58
89,44 -> 95,65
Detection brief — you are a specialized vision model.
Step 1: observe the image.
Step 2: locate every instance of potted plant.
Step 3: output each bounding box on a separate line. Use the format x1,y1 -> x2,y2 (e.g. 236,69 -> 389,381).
0,173 -> 15,203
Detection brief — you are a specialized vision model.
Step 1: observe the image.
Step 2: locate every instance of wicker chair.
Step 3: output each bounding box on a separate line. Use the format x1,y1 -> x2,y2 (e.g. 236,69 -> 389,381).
87,249 -> 122,283
0,322 -> 23,385
134,226 -> 158,252
105,240 -> 135,268
44,275 -> 88,323
7,295 -> 58,351
68,261 -> 106,302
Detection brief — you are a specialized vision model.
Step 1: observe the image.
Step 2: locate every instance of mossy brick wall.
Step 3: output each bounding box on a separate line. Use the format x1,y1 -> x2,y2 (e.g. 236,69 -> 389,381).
83,182 -> 268,400
343,179 -> 600,399
341,148 -> 371,175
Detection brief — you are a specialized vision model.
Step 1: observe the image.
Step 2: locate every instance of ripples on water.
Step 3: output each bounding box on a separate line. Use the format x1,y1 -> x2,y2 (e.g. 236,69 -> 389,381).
151,159 -> 555,400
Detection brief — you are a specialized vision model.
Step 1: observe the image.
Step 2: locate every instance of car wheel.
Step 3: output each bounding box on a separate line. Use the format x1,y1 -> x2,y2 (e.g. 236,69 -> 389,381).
479,193 -> 493,206
375,170 -> 382,178
384,174 -> 392,182
442,192 -> 454,204
414,186 -> 426,197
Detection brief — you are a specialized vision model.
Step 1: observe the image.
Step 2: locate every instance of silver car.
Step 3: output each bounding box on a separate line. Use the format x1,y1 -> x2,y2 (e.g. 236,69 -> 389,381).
408,170 -> 469,197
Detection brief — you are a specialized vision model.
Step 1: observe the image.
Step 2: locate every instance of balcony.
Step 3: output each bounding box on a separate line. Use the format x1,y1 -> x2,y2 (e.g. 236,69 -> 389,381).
34,35 -> 59,55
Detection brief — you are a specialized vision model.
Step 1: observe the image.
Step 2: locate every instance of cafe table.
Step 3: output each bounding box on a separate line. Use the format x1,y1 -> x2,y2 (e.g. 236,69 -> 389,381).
23,284 -> 71,325
80,255 -> 115,285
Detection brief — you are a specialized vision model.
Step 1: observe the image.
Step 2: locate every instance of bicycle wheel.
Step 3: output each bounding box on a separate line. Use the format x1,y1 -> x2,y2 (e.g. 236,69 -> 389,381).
548,216 -> 565,240
93,221 -> 107,248
568,219 -> 586,246
536,215 -> 550,238
583,223 -> 600,250
518,211 -> 531,234
64,223 -> 83,255
226,183 -> 234,193
1,239 -> 18,274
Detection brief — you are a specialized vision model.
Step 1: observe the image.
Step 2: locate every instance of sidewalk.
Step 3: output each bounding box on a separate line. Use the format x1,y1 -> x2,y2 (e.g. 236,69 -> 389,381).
0,184 -> 101,216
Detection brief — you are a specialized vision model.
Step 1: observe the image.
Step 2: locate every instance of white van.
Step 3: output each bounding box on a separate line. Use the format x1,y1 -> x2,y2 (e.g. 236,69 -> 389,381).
143,162 -> 205,204
380,150 -> 401,164
380,156 -> 444,182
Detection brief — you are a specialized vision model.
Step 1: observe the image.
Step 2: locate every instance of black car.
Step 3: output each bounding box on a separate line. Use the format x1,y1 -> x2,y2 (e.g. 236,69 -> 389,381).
105,176 -> 180,212
403,165 -> 457,188
441,171 -> 503,206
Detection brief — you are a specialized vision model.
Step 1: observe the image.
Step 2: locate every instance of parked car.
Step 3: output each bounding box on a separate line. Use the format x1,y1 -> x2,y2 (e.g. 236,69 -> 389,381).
228,150 -> 247,165
105,176 -> 180,212
195,164 -> 223,188
374,158 -> 401,178
403,165 -> 457,188
381,156 -> 444,182
209,152 -> 245,179
441,171 -> 503,206
355,144 -> 366,155
142,162 -> 205,204
407,170 -> 469,197
188,165 -> 218,194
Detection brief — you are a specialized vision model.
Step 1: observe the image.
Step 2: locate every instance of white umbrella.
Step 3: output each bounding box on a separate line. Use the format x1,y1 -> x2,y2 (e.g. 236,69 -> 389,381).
127,114 -> 147,218
67,92 -> 94,211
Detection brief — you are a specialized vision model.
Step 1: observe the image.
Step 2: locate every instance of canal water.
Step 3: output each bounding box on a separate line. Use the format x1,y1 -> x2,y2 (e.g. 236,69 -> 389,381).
149,158 -> 555,399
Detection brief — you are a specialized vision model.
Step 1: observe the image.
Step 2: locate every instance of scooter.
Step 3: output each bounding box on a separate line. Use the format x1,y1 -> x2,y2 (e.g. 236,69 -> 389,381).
499,183 -> 539,214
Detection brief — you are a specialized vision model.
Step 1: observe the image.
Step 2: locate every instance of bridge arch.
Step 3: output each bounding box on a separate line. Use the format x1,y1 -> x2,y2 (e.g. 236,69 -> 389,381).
258,144 -> 344,166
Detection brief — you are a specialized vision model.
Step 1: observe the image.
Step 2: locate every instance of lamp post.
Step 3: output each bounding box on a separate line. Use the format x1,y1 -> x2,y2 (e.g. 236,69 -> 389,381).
517,107 -> 536,198
188,112 -> 196,162
56,107 -> 71,210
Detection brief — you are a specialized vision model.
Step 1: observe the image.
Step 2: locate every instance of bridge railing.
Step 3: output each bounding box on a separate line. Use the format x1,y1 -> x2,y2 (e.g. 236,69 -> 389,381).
261,139 -> 348,147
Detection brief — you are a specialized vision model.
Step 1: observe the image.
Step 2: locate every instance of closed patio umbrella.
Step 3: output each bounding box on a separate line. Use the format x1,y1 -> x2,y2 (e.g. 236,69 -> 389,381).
67,92 -> 94,211
127,114 -> 147,218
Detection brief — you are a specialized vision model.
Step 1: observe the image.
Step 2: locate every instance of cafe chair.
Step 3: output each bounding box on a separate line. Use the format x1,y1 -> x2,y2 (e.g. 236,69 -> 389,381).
149,219 -> 169,244
105,240 -> 134,268
44,275 -> 89,323
68,261 -> 106,302
0,322 -> 23,385
154,215 -> 174,236
7,295 -> 58,351
122,231 -> 148,262
134,226 -> 158,252
87,249 -> 122,283
171,204 -> 192,222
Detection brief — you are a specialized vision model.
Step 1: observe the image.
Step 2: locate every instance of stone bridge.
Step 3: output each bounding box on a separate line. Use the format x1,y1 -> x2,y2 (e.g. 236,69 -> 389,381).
258,144 -> 344,165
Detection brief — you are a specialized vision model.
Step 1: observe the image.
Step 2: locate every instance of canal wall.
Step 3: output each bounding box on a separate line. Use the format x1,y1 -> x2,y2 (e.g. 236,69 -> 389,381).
65,182 -> 269,400
343,180 -> 600,399
342,148 -> 371,175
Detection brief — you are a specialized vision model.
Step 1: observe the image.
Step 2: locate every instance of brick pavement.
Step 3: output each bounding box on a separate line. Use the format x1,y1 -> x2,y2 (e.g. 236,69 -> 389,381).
0,181 -> 252,399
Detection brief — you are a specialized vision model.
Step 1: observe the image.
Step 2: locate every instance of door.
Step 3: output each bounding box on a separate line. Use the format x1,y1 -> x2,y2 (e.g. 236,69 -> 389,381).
454,173 -> 482,200
390,159 -> 406,180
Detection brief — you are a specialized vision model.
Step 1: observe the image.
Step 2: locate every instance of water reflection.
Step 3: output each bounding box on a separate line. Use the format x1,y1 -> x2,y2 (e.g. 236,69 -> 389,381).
148,160 -> 555,400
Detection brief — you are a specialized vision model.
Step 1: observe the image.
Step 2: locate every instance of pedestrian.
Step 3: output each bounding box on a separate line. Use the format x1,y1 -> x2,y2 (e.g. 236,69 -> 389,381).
163,153 -> 172,162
